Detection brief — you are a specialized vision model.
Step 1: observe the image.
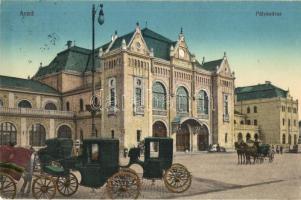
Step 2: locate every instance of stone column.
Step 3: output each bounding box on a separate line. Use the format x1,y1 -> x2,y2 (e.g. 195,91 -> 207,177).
9,93 -> 14,108
21,118 -> 26,146
49,119 -> 55,139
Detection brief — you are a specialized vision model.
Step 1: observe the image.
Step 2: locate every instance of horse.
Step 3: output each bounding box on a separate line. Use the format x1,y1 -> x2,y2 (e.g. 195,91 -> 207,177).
20,148 -> 38,196
244,141 -> 259,164
234,141 -> 246,164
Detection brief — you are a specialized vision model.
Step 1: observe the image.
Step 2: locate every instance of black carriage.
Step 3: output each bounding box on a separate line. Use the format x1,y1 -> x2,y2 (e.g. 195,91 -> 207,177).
33,137 -> 191,199
125,137 -> 191,194
257,143 -> 274,163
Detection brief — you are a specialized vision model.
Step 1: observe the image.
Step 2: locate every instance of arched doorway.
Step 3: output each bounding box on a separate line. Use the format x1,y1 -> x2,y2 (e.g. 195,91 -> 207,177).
57,125 -> 72,138
152,121 -> 167,137
176,123 -> 190,151
197,125 -> 209,151
238,132 -> 243,142
254,133 -> 259,141
246,133 -> 251,141
0,122 -> 17,145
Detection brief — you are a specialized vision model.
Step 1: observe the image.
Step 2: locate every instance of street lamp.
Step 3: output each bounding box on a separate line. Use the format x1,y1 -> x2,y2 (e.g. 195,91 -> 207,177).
91,3 -> 104,137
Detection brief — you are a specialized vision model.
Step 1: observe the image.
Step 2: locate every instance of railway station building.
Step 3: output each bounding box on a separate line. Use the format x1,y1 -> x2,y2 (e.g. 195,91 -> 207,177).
0,24 -> 236,151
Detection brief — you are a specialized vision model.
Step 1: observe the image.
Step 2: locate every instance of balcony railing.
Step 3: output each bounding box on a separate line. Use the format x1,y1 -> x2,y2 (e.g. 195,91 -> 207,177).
0,107 -> 74,117
152,109 -> 167,116
134,105 -> 144,115
197,113 -> 209,119
107,106 -> 118,116
223,114 -> 230,122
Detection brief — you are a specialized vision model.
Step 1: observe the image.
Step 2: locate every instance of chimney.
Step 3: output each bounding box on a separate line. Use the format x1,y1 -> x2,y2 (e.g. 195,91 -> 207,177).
67,40 -> 72,49
265,81 -> 271,84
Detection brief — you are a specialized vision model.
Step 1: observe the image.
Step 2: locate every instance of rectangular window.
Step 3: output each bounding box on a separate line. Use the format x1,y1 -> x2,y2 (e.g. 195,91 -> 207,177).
110,88 -> 115,106
150,141 -> 159,158
137,130 -> 141,142
283,118 -> 285,126
288,119 -> 290,126
223,94 -> 229,116
254,120 -> 257,125
91,144 -> 99,162
111,130 -> 114,139
136,88 -> 142,106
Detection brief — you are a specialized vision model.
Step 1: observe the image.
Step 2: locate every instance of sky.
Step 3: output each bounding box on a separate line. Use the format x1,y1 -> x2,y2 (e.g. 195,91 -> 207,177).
0,1 -> 301,118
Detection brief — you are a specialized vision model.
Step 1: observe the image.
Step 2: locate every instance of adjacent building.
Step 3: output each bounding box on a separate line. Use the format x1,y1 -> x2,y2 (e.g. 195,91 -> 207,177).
234,81 -> 299,146
0,25 -> 235,151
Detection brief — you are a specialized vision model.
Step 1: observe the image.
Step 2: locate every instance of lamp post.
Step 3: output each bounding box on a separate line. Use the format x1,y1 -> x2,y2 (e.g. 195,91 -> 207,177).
91,3 -> 104,137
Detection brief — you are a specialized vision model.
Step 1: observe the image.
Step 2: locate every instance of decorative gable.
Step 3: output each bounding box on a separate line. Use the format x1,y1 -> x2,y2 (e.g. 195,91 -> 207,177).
128,25 -> 150,56
170,30 -> 191,62
217,56 -> 234,78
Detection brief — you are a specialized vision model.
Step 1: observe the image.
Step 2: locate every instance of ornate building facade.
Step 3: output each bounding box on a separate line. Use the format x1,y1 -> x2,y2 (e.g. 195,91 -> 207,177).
0,25 -> 236,151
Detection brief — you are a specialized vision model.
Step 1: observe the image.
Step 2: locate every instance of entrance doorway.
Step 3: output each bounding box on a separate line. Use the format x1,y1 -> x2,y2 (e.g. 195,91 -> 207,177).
152,121 -> 167,137
176,124 -> 190,151
197,126 -> 209,151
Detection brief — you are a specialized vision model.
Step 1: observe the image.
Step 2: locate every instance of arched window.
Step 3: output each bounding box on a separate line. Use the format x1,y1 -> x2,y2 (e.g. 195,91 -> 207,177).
0,99 -> 3,107
176,86 -> 189,113
254,106 -> 257,113
254,133 -> 259,141
254,119 -> 257,125
57,125 -> 72,138
246,133 -> 251,141
238,132 -> 243,141
30,124 -> 46,146
225,133 -> 228,143
18,100 -> 32,108
282,134 -> 286,144
197,90 -> 209,114
247,107 -> 250,113
152,82 -> 166,110
288,134 -> 292,144
66,102 -> 70,111
44,102 -> 57,110
80,99 -> 84,111
0,122 -> 17,145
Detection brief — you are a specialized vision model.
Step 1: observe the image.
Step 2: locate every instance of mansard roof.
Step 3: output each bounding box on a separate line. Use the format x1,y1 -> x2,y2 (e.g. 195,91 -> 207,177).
34,46 -> 93,77
34,27 -> 226,78
109,28 -> 177,60
235,82 -> 288,101
0,75 -> 59,95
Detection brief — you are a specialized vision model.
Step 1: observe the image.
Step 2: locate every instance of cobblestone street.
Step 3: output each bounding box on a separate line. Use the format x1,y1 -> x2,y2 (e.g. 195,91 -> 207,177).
15,152 -> 301,199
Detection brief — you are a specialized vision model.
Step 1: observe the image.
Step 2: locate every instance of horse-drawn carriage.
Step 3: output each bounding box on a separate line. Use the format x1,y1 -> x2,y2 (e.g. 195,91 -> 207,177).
0,145 -> 33,199
235,140 -> 274,164
28,137 -> 191,199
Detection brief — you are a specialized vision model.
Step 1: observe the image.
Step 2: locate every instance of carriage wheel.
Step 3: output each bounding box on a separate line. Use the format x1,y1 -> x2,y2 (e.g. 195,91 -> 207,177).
56,172 -> 78,196
106,171 -> 141,199
32,175 -> 56,199
164,163 -> 192,193
119,168 -> 139,179
0,173 -> 16,199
